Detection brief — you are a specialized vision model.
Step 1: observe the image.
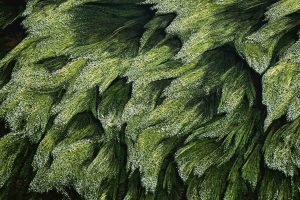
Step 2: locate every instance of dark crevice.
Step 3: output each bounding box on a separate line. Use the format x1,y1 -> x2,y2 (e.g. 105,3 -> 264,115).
54,88 -> 67,103
215,44 -> 267,113
37,115 -> 56,147
95,85 -> 101,117
0,60 -> 15,89
254,147 -> 266,200
155,147 -> 187,200
27,190 -> 66,200
94,77 -> 131,199
269,23 -> 300,68
36,56 -> 70,73
227,45 -> 271,200
1,0 -> 26,7
0,17 -> 26,55
247,63 -> 266,112
0,1 -> 26,102
242,1 -> 276,34
200,44 -> 270,199
263,115 -> 288,138
64,188 -> 83,200
95,76 -> 132,117
116,123 -> 129,200
254,115 -> 288,199
0,118 -> 10,138
127,170 -> 147,199
154,78 -> 175,107
230,45 -> 268,114
139,13 -> 181,51
0,139 -> 38,200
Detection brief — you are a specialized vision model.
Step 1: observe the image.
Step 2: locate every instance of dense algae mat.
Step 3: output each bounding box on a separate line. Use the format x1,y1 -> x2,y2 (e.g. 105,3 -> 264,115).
0,0 -> 300,199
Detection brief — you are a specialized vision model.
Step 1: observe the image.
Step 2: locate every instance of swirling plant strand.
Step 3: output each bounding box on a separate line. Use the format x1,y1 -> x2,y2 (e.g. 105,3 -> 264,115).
0,0 -> 299,199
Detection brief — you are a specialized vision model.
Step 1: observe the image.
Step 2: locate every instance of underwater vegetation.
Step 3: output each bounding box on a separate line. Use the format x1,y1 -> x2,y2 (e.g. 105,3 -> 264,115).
0,0 -> 300,199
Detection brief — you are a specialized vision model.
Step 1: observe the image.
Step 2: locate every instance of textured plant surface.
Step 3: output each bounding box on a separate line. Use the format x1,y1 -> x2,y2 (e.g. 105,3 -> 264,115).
0,0 -> 299,199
